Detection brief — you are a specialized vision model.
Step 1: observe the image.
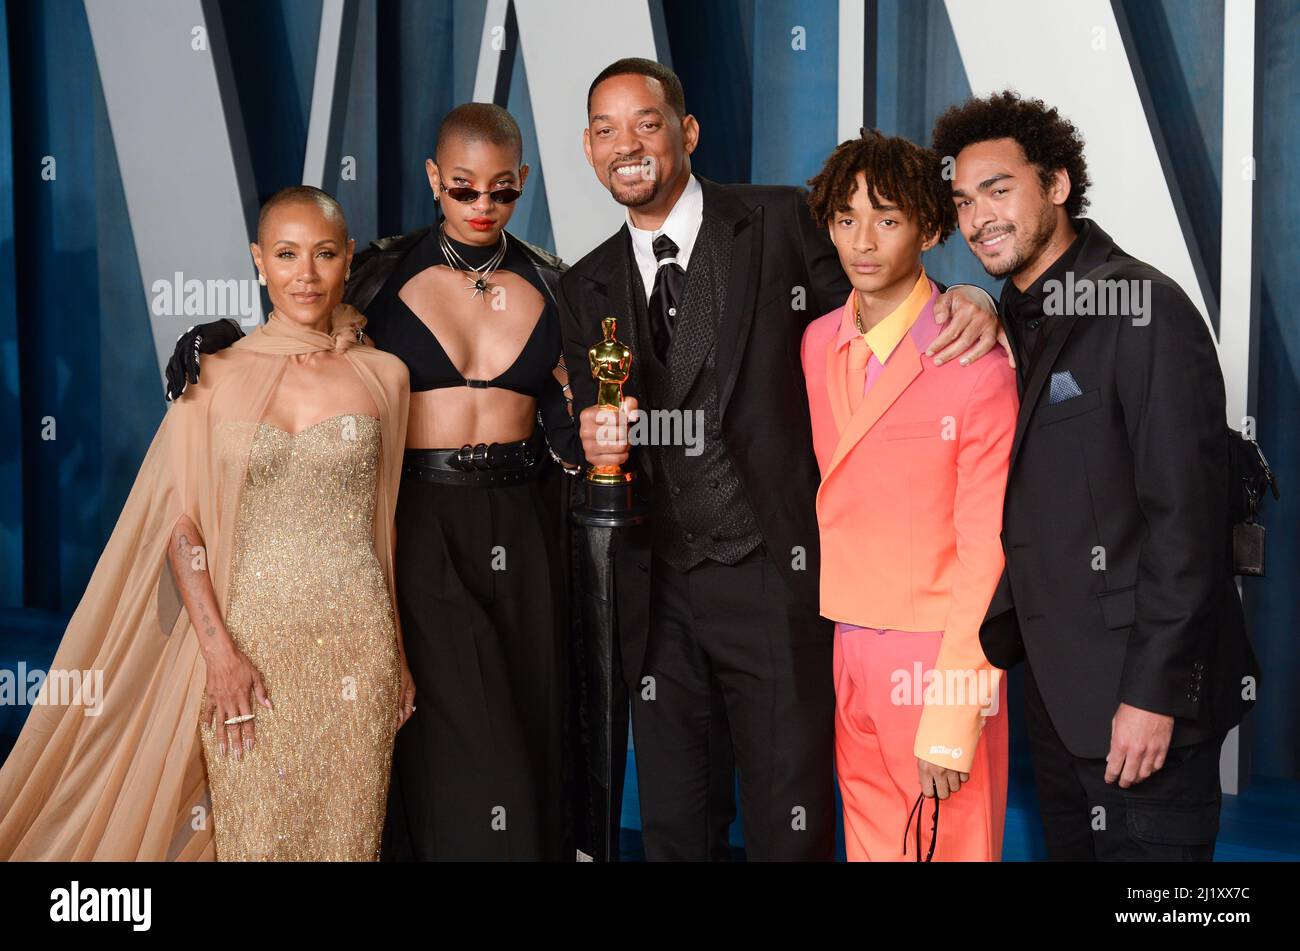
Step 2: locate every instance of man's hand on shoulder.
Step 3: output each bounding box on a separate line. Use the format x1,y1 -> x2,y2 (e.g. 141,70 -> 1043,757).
165,318 -> 245,401
930,285 -> 1015,369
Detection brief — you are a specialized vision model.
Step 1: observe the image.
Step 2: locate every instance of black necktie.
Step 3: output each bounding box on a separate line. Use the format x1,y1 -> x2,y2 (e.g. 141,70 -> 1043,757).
648,233 -> 685,363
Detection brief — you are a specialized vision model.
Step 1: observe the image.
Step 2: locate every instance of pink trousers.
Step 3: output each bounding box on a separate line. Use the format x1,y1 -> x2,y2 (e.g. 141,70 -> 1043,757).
833,623 -> 1008,861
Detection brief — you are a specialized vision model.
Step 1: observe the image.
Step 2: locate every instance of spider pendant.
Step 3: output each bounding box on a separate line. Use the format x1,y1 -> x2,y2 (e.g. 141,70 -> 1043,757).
465,275 -> 494,298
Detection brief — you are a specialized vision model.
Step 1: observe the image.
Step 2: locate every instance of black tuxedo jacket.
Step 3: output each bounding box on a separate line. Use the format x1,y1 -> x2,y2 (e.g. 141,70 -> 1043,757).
980,219 -> 1258,757
555,176 -> 852,680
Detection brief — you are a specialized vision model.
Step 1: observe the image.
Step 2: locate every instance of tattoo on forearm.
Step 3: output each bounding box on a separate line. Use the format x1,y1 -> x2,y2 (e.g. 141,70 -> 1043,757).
199,601 -> 217,638
174,525 -> 219,638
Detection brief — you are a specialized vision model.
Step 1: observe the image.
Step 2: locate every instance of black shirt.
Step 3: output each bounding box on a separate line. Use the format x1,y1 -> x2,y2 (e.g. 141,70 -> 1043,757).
999,218 -> 1089,383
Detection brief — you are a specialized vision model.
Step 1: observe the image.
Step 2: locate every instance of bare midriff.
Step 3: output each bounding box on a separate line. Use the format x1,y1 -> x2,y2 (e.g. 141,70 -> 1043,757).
399,265 -> 551,449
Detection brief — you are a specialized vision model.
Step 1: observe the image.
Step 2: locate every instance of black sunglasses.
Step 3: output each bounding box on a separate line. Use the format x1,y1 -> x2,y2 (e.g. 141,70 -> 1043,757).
439,182 -> 523,205
903,782 -> 939,862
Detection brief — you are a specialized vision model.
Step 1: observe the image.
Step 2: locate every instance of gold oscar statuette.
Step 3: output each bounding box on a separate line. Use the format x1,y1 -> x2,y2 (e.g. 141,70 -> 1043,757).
588,316 -> 635,486
573,316 -> 646,528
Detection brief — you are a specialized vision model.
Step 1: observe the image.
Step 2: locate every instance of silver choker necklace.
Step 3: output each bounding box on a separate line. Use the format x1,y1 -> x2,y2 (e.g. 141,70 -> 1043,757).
438,224 -> 507,298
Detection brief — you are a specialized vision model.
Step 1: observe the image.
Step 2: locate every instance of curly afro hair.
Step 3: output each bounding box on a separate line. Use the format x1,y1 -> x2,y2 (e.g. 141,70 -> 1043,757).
931,90 -> 1091,218
805,128 -> 956,244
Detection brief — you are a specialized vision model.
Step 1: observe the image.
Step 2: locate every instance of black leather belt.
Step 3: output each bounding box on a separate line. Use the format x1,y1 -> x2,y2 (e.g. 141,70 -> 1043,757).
402,437 -> 542,487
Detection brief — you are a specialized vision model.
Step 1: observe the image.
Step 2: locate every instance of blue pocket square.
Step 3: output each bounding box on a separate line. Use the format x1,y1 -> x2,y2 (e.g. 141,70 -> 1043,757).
1048,371 -> 1084,404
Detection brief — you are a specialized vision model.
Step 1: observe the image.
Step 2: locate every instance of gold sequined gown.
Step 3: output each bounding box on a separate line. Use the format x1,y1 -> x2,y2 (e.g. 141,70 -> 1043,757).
199,414 -> 400,861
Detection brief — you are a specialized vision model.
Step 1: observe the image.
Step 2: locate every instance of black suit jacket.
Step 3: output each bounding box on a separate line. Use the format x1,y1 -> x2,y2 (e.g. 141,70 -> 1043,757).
555,176 -> 852,681
980,219 -> 1258,758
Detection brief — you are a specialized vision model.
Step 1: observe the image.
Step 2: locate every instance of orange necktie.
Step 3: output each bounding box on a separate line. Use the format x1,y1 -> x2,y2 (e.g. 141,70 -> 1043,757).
847,297 -> 872,412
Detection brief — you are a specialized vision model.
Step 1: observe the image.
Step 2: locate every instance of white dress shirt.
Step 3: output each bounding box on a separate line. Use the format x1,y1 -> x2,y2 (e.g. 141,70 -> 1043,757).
626,173 -> 703,305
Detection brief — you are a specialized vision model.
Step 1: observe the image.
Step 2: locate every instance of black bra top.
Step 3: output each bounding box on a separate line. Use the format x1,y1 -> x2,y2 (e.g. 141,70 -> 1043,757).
366,224 -> 560,398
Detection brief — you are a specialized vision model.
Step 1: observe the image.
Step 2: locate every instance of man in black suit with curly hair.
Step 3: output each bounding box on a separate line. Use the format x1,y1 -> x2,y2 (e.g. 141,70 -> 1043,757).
935,91 -> 1258,861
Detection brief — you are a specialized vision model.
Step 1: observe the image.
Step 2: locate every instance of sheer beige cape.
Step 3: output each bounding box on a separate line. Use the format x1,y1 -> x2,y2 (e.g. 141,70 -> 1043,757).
0,308 -> 410,860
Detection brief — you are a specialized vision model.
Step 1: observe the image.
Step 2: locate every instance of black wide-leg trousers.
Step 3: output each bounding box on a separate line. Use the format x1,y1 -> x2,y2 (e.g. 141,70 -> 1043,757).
381,473 -> 566,861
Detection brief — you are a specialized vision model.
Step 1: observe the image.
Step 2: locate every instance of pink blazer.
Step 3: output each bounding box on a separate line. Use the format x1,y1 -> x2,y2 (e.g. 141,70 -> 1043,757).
801,283 -> 1019,770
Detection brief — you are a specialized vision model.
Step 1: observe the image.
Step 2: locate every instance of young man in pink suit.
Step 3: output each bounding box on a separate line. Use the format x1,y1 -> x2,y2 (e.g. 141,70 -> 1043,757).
801,130 -> 1018,861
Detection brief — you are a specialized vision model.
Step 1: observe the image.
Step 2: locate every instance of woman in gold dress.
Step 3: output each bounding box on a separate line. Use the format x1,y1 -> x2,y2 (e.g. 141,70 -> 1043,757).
0,186 -> 415,860
189,187 -> 417,860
